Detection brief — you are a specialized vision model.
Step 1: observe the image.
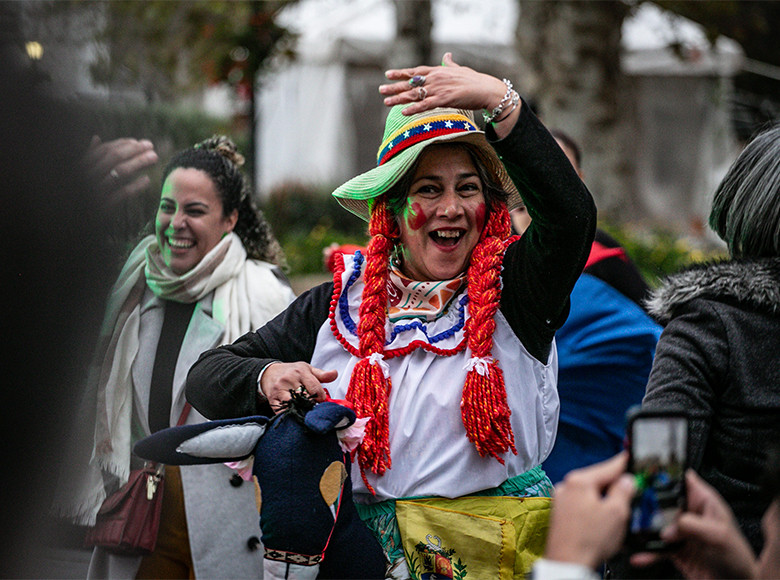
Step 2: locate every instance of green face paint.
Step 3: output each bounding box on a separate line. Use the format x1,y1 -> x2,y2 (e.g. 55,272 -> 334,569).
157,177 -> 176,232
154,167 -> 234,275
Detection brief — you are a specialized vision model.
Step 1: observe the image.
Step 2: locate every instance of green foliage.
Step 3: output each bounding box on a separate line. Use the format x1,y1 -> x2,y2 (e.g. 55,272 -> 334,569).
81,100 -> 240,154
599,221 -> 728,287
83,1 -> 298,101
453,557 -> 468,579
262,186 -> 733,281
262,184 -> 364,236
276,228 -> 368,277
406,551 -> 420,578
261,184 -> 367,276
259,182 -> 733,282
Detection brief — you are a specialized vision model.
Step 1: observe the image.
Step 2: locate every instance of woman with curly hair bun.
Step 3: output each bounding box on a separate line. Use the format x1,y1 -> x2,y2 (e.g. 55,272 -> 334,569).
187,53 -> 596,578
55,135 -> 295,579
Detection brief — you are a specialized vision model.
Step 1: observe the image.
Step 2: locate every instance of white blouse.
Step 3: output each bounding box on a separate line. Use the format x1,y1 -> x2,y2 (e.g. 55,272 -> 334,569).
309,254 -> 559,503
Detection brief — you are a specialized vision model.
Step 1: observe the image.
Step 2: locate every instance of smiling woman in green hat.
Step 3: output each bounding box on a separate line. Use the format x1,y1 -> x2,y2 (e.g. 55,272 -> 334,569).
186,52 -> 596,578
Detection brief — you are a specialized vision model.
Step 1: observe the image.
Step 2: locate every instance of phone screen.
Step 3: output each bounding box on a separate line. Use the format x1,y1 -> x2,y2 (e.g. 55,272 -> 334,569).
627,412 -> 688,552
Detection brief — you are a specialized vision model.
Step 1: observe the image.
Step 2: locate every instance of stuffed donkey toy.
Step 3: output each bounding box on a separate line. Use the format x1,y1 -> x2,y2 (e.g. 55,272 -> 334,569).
134,393 -> 386,579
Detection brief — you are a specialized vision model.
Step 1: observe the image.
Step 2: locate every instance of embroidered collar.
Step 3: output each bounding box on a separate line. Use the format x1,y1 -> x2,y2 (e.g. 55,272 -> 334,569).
387,266 -> 465,323
330,252 -> 468,358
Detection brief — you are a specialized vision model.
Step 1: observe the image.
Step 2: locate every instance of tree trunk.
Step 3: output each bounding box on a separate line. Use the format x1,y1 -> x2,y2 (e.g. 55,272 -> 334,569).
516,0 -> 636,219
390,0 -> 433,68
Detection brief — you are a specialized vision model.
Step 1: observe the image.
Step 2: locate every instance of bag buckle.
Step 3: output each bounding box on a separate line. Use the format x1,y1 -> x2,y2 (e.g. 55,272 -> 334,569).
144,462 -> 164,500
146,473 -> 160,500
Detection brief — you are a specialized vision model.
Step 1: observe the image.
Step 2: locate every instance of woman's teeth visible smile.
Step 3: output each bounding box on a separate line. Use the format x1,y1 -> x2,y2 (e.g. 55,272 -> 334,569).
168,237 -> 195,249
431,229 -> 463,246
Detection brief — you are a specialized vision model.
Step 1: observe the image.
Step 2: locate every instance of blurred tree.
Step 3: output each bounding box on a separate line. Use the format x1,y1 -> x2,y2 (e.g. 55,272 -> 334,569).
88,1 -> 295,100
390,0 -> 432,68
516,1 -> 634,219
654,0 -> 780,137
86,0 -> 297,180
653,1 -> 779,84
515,0 -> 779,221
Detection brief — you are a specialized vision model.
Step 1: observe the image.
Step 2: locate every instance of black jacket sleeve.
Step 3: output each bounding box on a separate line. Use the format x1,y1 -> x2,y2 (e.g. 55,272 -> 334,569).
491,102 -> 597,362
186,282 -> 334,419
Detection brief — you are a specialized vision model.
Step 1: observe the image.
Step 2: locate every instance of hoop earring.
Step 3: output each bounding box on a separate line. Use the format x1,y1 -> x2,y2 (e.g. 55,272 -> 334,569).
391,243 -> 404,269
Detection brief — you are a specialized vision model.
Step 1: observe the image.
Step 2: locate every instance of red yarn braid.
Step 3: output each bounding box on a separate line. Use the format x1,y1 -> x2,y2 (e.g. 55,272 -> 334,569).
347,196 -> 516,489
345,196 -> 397,489
461,203 -> 517,462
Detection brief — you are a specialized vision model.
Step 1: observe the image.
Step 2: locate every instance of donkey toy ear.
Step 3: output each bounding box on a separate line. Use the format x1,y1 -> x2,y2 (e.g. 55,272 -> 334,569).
133,415 -> 270,465
304,401 -> 356,434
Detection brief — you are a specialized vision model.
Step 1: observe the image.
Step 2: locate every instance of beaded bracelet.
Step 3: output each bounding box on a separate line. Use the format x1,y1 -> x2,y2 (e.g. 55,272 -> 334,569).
491,93 -> 520,124
483,79 -> 518,124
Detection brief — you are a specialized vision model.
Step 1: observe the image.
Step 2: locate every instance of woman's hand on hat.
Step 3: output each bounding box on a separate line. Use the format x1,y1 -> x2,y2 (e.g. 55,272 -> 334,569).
379,52 -> 515,120
259,361 -> 337,413
82,136 -> 159,207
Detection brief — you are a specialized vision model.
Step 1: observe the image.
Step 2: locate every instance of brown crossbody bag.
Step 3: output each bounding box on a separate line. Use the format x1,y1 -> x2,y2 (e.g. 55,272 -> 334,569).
85,403 -> 191,556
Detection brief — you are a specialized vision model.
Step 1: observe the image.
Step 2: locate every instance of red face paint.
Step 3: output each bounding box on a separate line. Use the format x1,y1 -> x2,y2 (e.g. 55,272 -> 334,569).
407,201 -> 428,230
475,202 -> 487,233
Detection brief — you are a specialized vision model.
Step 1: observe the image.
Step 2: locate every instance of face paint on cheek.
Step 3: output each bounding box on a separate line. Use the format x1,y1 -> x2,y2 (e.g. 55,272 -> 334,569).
475,202 -> 487,233
405,201 -> 428,231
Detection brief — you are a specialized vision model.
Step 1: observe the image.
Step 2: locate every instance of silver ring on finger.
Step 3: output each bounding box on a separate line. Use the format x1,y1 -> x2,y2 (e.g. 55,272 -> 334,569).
417,86 -> 428,101
109,168 -> 120,180
409,74 -> 426,87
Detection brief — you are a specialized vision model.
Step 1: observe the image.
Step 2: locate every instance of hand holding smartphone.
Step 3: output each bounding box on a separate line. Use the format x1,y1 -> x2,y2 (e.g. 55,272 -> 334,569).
625,409 -> 688,552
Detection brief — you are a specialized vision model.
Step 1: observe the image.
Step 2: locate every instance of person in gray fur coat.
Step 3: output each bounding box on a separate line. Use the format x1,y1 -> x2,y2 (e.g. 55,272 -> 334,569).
641,123 -> 780,557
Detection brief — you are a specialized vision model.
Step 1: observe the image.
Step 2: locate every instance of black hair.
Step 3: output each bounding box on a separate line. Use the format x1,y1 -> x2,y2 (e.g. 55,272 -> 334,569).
162,135 -> 285,266
708,124 -> 780,258
549,128 -> 582,168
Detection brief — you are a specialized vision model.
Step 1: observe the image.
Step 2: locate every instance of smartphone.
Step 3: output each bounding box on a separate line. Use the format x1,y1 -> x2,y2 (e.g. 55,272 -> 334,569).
625,409 -> 688,552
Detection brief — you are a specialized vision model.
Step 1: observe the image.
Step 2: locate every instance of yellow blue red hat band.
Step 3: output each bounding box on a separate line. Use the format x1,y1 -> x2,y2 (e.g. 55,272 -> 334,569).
377,113 -> 478,166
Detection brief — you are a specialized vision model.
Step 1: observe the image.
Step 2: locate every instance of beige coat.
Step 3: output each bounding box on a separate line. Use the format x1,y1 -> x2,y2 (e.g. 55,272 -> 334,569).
88,281 -> 293,579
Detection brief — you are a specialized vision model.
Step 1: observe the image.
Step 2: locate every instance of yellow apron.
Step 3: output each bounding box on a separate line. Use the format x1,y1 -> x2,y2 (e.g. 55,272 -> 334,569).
396,495 -> 551,579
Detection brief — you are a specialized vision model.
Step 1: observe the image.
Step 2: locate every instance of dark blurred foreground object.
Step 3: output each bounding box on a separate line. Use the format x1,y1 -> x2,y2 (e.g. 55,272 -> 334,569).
0,2 -> 117,576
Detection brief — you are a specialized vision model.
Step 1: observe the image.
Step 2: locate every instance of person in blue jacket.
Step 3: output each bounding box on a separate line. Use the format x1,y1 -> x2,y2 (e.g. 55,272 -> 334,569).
543,271 -> 662,483
511,130 -> 663,484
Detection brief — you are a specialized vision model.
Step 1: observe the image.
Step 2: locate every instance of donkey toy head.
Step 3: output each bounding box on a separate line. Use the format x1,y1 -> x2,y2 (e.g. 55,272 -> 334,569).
134,392 -> 385,579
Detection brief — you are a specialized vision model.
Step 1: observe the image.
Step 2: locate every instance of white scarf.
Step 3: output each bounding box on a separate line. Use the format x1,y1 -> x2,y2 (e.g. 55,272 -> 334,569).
54,233 -> 293,525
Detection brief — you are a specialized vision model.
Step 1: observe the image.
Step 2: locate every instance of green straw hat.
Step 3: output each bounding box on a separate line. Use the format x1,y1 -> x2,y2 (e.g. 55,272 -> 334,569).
332,104 -> 522,221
